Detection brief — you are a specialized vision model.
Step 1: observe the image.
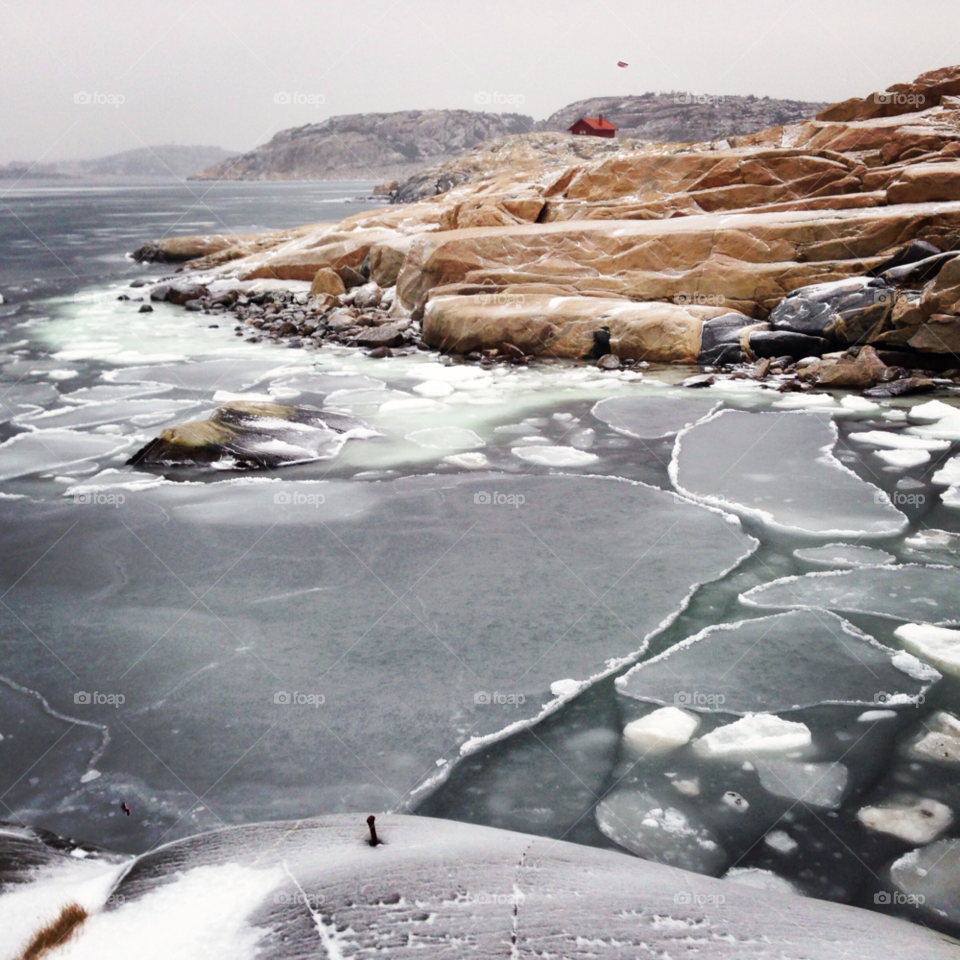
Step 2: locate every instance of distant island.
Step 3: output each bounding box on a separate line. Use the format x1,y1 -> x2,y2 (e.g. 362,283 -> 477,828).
0,144 -> 235,180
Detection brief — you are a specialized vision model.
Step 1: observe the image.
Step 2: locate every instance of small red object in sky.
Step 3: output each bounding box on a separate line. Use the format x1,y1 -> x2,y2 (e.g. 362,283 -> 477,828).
617,61 -> 629,68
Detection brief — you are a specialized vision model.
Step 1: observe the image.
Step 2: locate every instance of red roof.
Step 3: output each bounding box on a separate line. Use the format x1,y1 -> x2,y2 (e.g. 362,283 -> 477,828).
568,114 -> 618,132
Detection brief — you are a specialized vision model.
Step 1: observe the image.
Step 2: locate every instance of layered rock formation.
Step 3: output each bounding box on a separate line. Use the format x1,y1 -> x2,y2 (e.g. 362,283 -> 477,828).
136,66 -> 960,372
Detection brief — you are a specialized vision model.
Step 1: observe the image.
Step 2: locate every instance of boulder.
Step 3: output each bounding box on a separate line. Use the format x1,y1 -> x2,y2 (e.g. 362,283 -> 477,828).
816,345 -> 888,388
769,276 -> 894,345
150,280 -> 209,305
352,324 -> 406,349
352,282 -> 383,309
309,267 -> 346,297
127,401 -> 374,469
748,329 -> 832,359
887,162 -> 960,204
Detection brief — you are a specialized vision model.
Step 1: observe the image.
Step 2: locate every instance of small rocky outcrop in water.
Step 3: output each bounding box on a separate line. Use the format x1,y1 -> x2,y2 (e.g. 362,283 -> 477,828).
128,401 -> 376,469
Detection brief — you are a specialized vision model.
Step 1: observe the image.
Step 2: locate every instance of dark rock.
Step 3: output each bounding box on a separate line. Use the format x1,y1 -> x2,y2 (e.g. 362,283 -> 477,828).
164,281 -> 209,306
117,294 -> 130,301
353,325 -> 406,349
867,240 -> 942,277
129,278 -> 148,288
683,374 -> 715,388
769,277 -> 893,345
597,354 -> 621,370
697,313 -> 756,364
863,377 -> 937,398
184,300 -> 204,312
138,304 -> 153,313
748,329 -> 831,359
353,282 -> 382,309
338,265 -> 366,289
498,342 -> 526,360
881,251 -> 960,285
128,401 -> 374,469
592,327 -> 612,358
366,346 -> 393,359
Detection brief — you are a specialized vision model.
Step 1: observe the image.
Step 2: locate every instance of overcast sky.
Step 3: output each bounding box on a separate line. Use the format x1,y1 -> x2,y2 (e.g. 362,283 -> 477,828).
2,0 -> 959,163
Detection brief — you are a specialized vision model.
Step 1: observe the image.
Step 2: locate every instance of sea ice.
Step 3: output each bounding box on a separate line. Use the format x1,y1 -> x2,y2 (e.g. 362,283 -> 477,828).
692,715 -> 813,759
764,830 -> 799,854
13,398 -> 201,430
442,452 -> 489,469
755,761 -> 849,809
874,448 -> 931,468
512,446 -> 599,467
891,839 -> 960,925
0,429 -> 133,481
858,797 -> 953,844
622,707 -> 700,755
594,789 -> 727,874
724,867 -> 800,895
671,410 -> 906,535
848,430 -> 949,451
932,455 -> 960,486
793,544 -> 895,568
741,565 -> 960,626
910,711 -> 960,764
908,400 -> 959,423
617,610 -> 932,714
895,623 -> 960,676
591,396 -> 719,439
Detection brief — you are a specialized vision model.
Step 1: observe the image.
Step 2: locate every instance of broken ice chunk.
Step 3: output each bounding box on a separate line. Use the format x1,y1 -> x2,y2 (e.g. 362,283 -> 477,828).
512,446 -> 599,467
622,707 -> 700,756
617,609 -> 932,714
848,430 -> 949,451
594,789 -> 727,874
875,449 -> 931,469
741,565 -> 960,626
891,839 -> 960,925
764,830 -> 799,854
858,798 -> 953,845
755,761 -> 849,809
671,410 -> 906,536
721,791 -> 750,813
895,623 -> 960,676
908,400 -> 959,423
693,715 -> 813,759
858,709 -> 897,722
405,427 -> 485,450
793,544 -> 895,568
932,455 -> 960,486
910,711 -> 960,764
442,452 -> 488,469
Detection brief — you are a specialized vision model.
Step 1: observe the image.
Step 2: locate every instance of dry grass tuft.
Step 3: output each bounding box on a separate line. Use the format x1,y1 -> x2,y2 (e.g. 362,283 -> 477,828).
17,902 -> 87,960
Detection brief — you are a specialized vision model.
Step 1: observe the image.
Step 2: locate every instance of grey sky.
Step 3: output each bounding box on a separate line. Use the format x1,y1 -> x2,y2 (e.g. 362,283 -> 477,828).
2,0 -> 959,163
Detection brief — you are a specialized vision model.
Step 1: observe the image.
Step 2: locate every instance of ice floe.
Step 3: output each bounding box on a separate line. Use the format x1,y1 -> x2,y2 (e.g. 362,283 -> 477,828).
848,430 -> 949,451
895,623 -> 960,676
755,761 -> 849,809
0,429 -> 134,482
512,445 -> 599,467
793,543 -> 896,568
858,797 -> 953,844
692,715 -> 813,759
741,565 -> 960,626
622,707 -> 700,756
617,610 -> 934,714
591,395 -> 719,439
890,839 -> 960,926
670,410 -> 906,536
909,711 -> 960,764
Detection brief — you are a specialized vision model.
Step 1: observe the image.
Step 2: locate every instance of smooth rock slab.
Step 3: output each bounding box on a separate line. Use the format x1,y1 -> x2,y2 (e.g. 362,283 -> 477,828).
5,815 -> 957,960
671,409 -> 907,536
617,610 -> 933,714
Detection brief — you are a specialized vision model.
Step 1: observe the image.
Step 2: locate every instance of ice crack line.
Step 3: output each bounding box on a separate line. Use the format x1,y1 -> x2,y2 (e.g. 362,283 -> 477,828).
282,860 -> 347,960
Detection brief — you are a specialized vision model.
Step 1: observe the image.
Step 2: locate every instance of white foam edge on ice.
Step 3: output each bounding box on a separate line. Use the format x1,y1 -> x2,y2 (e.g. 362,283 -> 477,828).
613,609 -> 937,708
588,397 -> 721,439
739,563 -> 960,626
667,408 -> 908,538
406,474 -> 759,806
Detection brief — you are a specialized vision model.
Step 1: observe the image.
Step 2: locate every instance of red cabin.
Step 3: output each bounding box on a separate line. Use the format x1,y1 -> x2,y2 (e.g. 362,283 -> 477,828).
568,113 -> 617,138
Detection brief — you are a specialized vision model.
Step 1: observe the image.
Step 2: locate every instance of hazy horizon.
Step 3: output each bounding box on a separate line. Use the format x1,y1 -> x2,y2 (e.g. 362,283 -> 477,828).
2,0 -> 959,164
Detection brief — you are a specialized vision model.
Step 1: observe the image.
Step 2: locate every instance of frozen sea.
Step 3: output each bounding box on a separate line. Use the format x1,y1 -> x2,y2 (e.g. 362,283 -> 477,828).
2,178 -> 960,945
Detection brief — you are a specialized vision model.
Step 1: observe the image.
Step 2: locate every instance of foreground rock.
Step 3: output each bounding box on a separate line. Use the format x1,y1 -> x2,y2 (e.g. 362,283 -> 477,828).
5,815 -> 957,959
128,401 -> 376,469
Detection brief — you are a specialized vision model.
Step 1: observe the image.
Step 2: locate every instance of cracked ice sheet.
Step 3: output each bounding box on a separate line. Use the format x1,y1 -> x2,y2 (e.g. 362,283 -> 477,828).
28,814 -> 957,960
741,564 -> 960,626
616,610 -> 936,714
670,409 -> 907,536
591,395 -> 721,439
0,474 -> 755,830
0,429 -> 134,482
